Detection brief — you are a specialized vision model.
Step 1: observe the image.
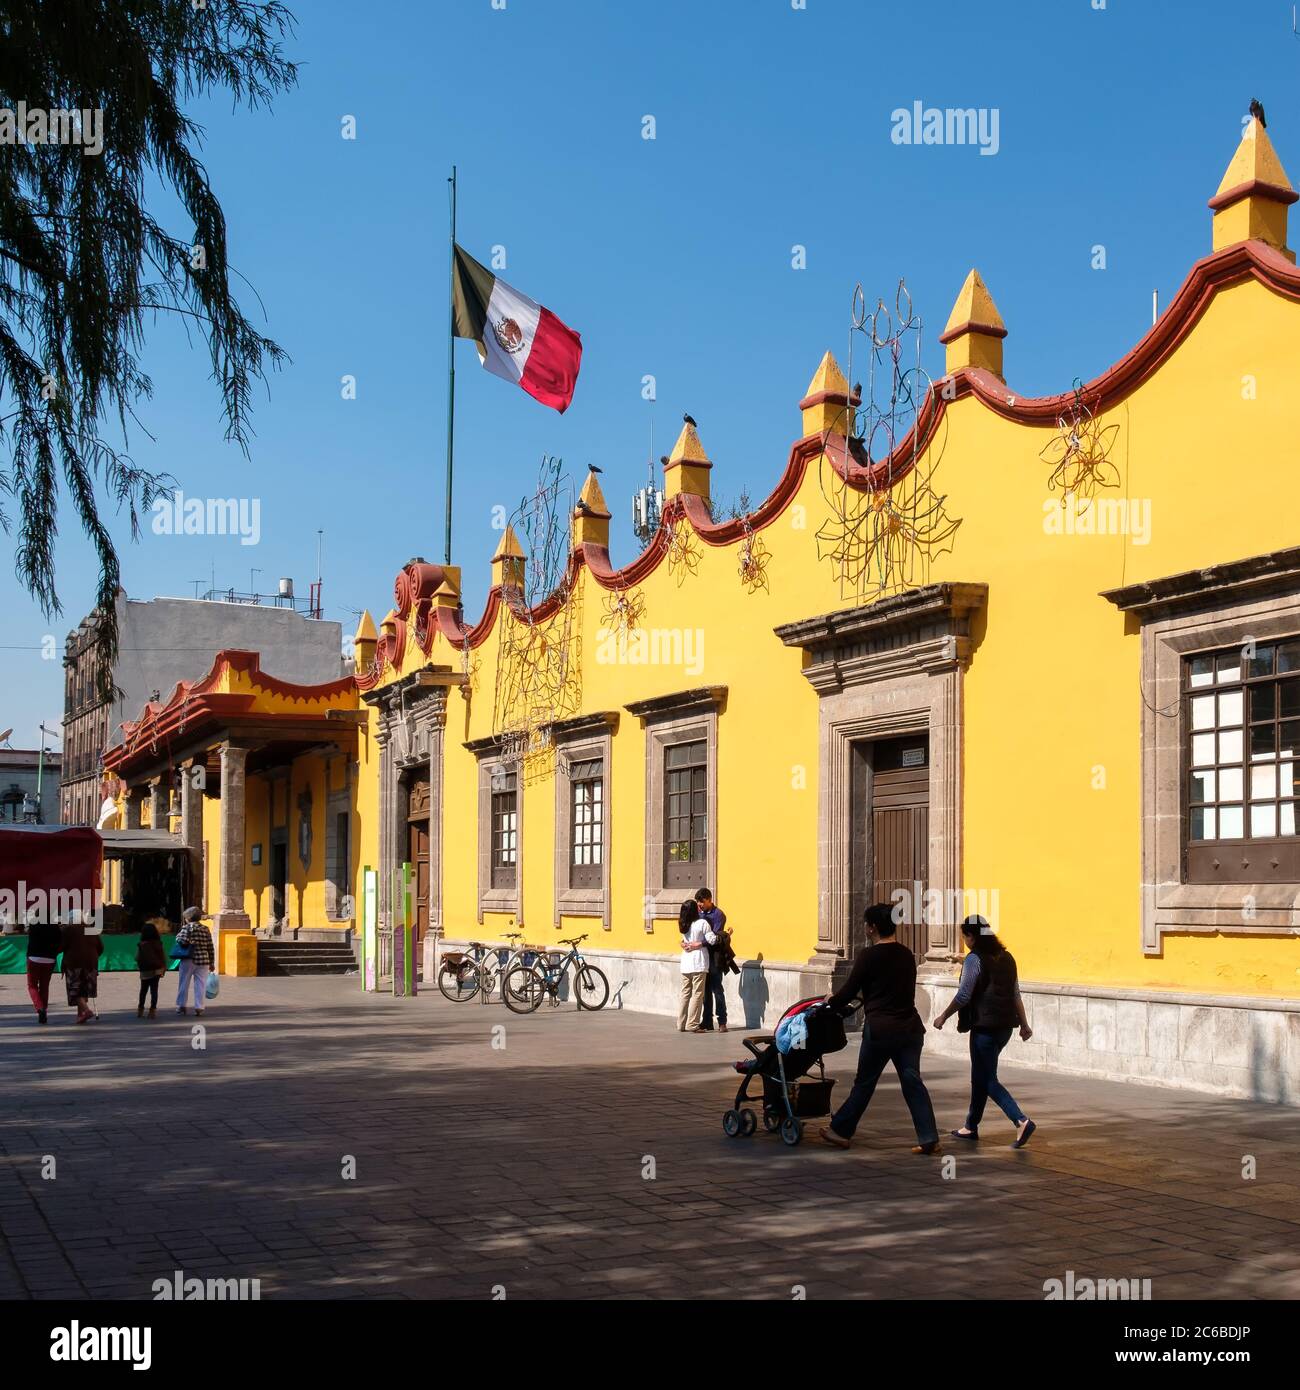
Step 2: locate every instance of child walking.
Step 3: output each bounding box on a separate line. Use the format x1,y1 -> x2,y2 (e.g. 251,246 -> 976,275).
136,921 -> 166,1019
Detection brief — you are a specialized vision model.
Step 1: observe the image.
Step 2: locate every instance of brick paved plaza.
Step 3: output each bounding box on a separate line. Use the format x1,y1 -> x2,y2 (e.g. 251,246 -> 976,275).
2,974 -> 1299,1302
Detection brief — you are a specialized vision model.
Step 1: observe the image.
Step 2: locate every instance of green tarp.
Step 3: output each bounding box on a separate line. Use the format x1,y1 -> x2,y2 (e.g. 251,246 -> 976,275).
0,933 -> 181,974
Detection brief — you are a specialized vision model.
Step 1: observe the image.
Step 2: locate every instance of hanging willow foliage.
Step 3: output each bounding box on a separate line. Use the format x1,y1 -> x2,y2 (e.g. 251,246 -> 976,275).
0,1 -> 297,696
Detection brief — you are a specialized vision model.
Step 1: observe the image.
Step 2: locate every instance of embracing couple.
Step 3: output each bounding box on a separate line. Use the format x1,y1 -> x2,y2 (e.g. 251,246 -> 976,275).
676,888 -> 737,1033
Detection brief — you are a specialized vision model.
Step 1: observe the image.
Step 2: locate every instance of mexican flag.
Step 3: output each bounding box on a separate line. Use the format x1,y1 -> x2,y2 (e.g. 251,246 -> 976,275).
451,244 -> 583,413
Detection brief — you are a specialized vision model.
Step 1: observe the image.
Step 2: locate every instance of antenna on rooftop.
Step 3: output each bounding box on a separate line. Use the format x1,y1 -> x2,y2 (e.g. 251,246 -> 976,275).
310,529 -> 324,620
632,403 -> 662,547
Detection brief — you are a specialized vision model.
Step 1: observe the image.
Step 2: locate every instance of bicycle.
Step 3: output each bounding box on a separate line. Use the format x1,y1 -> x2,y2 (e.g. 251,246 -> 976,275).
501,934 -> 609,1014
436,932 -> 544,1004
436,939 -> 496,1002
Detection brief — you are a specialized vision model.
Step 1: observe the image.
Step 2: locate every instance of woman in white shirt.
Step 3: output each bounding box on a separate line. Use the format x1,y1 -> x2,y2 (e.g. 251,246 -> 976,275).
678,899 -> 717,1032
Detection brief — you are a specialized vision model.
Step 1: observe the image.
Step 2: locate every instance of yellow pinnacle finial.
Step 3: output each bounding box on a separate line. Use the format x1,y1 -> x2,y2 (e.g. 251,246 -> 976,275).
431,566 -> 462,611
668,421 -> 710,467
939,269 -> 1007,380
799,351 -> 853,436
1210,116 -> 1297,260
663,421 -> 712,503
353,609 -> 378,672
492,524 -> 525,561
491,528 -> 525,588
354,609 -> 378,644
578,470 -> 610,516
572,471 -> 612,548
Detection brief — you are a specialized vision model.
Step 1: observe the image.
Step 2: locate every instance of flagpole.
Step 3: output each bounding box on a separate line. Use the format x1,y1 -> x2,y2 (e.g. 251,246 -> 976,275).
444,165 -> 457,566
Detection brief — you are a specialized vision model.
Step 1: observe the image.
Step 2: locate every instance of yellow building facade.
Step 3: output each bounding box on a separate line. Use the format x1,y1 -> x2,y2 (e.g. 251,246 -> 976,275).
109,117 -> 1300,1101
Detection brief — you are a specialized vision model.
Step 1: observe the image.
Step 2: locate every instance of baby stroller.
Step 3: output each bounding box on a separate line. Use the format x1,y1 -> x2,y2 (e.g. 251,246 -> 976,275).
723,997 -> 856,1146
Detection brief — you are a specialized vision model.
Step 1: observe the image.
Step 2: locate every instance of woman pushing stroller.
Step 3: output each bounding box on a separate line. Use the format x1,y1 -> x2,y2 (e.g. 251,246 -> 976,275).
818,903 -> 941,1155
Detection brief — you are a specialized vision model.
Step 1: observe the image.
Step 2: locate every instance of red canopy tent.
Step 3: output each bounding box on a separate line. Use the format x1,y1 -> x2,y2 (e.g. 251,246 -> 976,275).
0,824 -> 102,919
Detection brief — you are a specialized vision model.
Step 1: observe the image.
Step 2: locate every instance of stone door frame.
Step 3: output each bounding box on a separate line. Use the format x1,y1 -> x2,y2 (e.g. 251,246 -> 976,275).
776,583 -> 986,980
363,671 -> 448,957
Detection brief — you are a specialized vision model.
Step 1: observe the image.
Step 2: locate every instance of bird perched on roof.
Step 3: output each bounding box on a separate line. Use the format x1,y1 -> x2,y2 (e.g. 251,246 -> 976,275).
587,463 -> 603,474
683,412 -> 697,427
575,499 -> 593,515
660,455 -> 670,466
1250,98 -> 1266,128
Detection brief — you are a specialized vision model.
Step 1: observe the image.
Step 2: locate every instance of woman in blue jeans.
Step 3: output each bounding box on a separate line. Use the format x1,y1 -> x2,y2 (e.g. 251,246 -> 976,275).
934,916 -> 1037,1149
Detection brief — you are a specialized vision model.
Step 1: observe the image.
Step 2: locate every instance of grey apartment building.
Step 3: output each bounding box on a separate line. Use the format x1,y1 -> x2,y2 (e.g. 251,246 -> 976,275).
61,590 -> 345,826
0,747 -> 61,824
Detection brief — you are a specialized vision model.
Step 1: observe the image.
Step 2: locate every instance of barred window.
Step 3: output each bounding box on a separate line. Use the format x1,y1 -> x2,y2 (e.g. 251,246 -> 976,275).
569,757 -> 603,890
490,769 -> 518,889
1185,639 -> 1299,882
664,739 -> 707,888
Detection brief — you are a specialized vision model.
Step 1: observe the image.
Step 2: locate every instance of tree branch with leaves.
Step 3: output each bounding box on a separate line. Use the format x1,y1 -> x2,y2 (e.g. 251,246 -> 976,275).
0,0 -> 297,698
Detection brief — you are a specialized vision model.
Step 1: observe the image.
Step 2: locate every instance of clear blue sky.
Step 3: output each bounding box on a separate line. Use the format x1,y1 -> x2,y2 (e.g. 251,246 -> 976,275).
1,0 -> 1294,749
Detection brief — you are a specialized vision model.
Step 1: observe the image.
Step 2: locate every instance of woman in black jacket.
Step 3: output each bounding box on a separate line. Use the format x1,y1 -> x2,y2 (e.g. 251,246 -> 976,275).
25,921 -> 63,1024
934,915 -> 1036,1148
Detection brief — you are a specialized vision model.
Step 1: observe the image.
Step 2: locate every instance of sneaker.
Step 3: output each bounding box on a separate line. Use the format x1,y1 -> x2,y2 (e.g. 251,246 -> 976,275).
819,1126 -> 851,1149
717,1023 -> 728,1033
194,1010 -> 204,1017
176,1007 -> 187,1015
696,1024 -> 714,1032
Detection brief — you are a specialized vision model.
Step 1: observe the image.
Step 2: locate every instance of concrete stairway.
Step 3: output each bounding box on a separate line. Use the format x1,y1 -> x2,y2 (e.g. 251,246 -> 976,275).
257,940 -> 357,977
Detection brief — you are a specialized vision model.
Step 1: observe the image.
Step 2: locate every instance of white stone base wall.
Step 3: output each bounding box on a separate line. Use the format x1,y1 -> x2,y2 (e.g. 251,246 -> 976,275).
918,980 -> 1300,1105
427,938 -> 815,1030
425,936 -> 1300,1103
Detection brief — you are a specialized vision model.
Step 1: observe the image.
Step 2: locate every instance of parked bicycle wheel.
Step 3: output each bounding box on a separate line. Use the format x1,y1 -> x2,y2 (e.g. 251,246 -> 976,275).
437,958 -> 481,1002
501,965 -> 547,1014
573,963 -> 609,1010
503,961 -> 539,1007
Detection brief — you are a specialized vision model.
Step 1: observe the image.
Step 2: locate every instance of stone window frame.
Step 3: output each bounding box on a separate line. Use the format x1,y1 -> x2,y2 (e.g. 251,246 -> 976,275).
625,688 -> 725,926
552,712 -> 618,930
468,738 -> 524,924
1103,550 -> 1300,955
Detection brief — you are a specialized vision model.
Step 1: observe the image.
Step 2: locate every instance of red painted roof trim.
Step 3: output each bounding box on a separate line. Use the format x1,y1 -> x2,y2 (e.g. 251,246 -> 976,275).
106,650 -> 358,772
1207,179 -> 1299,213
391,238 -> 1300,668
937,318 -> 1008,344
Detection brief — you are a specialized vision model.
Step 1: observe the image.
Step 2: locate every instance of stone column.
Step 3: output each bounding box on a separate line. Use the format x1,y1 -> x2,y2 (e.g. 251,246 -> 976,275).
148,779 -> 166,831
375,715 -> 399,988
123,787 -> 143,829
179,759 -> 205,910
375,719 -> 392,935
215,744 -> 251,949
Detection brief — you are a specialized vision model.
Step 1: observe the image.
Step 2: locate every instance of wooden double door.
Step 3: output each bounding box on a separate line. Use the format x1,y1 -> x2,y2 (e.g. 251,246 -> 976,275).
850,735 -> 929,959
